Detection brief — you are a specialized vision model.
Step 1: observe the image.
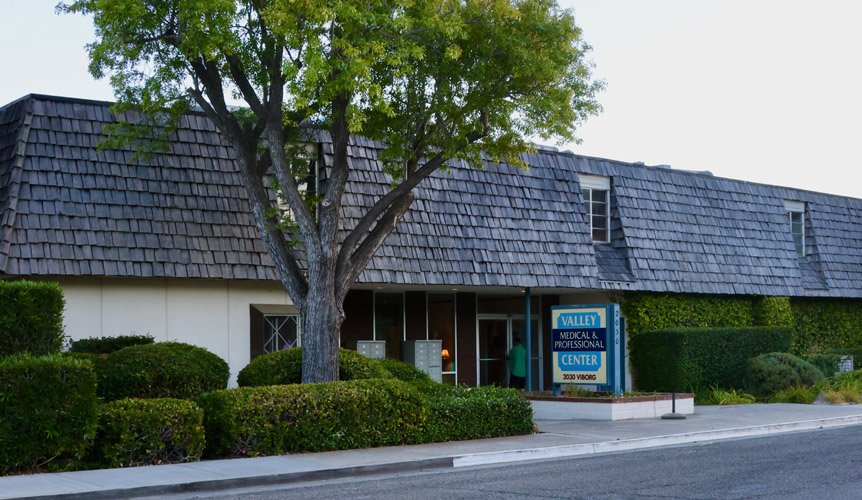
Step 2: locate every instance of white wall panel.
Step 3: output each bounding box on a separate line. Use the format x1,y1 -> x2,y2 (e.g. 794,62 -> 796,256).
58,278 -> 293,386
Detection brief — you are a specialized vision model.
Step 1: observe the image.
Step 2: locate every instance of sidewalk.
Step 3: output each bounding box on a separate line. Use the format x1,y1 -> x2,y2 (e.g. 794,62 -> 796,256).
3,404 -> 862,499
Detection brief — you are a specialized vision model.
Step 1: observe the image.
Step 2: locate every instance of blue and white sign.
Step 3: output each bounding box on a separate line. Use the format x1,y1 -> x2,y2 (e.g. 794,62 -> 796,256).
551,304 -> 621,394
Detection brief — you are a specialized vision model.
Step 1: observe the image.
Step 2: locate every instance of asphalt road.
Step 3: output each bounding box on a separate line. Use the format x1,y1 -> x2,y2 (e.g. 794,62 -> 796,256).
174,426 -> 862,499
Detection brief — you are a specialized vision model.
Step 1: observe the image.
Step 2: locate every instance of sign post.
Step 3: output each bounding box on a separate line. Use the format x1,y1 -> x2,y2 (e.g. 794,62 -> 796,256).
551,304 -> 622,396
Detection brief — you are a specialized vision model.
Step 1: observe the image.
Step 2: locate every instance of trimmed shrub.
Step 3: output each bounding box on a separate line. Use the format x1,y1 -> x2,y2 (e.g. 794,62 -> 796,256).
746,352 -> 824,397
94,398 -> 204,467
98,342 -> 229,401
0,280 -> 65,356
339,348 -> 392,380
621,292 -> 755,336
0,355 -> 98,473
70,334 -> 155,354
630,327 -> 792,392
376,357 -> 433,383
422,385 -> 534,442
237,347 -> 390,386
197,379 -> 428,458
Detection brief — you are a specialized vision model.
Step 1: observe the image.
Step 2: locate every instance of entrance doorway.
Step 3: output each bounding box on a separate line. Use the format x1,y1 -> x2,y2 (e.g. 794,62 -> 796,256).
476,314 -> 541,388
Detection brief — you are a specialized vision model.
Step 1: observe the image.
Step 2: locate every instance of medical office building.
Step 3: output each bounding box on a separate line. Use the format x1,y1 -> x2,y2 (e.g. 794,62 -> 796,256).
2,94 -> 861,387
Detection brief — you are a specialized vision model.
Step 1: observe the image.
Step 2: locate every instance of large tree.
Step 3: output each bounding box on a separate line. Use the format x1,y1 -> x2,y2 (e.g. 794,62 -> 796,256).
61,0 -> 602,382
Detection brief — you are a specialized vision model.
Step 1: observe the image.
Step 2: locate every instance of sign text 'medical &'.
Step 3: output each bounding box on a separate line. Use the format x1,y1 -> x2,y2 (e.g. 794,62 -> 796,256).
552,329 -> 606,351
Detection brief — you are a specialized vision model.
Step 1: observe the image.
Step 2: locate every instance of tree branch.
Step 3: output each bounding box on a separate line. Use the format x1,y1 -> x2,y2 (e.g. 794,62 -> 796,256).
336,191 -> 415,302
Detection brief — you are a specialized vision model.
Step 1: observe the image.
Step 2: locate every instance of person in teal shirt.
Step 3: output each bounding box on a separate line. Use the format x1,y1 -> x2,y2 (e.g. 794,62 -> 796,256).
507,337 -> 527,389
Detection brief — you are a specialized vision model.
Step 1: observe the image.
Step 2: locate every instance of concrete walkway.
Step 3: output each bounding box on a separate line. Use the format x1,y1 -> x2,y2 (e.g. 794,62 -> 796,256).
3,404 -> 862,499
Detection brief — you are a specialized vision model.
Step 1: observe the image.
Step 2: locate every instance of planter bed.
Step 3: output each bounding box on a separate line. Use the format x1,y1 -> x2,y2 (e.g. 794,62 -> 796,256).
527,393 -> 695,421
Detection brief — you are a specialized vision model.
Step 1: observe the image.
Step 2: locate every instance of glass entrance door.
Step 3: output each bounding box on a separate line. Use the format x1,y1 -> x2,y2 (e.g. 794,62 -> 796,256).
511,317 -> 542,390
477,315 -> 542,388
477,316 -> 508,386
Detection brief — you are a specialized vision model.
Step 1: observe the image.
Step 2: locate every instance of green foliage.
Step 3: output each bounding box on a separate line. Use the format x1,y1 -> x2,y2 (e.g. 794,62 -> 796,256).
804,352 -> 843,377
98,342 -> 229,401
69,334 -> 155,354
376,358 -> 433,383
791,298 -> 862,354
621,293 -> 754,336
0,280 -> 65,356
630,327 -> 792,392
768,385 -> 820,404
696,387 -> 756,405
196,379 -> 428,458
93,398 -> 204,468
422,385 -> 534,442
0,355 -> 98,474
62,0 -> 603,383
746,352 -> 824,397
237,347 -> 390,386
63,0 -> 602,168
752,296 -> 793,327
339,348 -> 392,380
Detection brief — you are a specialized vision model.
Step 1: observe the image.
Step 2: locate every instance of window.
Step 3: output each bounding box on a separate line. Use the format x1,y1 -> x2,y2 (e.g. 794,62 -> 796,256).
428,293 -> 456,384
579,174 -> 611,243
784,200 -> 805,256
263,314 -> 299,353
250,305 -> 300,359
374,292 -> 404,361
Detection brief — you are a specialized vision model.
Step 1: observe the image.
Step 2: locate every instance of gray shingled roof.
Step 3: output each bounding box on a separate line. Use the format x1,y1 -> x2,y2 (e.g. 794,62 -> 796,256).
1,94 -> 861,297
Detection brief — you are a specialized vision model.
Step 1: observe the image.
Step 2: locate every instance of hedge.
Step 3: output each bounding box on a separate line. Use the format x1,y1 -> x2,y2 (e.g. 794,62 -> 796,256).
98,342 -> 229,401
746,352 -> 824,397
0,355 -> 98,473
629,327 -> 792,392
70,335 -> 155,354
621,293 -> 754,336
93,398 -> 205,468
423,385 -> 534,442
237,347 -> 390,386
0,280 -> 65,356
196,379 -> 428,458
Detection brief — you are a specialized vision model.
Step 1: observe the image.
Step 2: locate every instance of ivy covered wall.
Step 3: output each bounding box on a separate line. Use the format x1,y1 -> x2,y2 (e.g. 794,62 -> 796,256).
622,292 -> 862,354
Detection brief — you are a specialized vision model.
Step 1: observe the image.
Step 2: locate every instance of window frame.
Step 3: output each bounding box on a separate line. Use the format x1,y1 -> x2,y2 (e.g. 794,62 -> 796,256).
784,200 -> 806,257
579,174 -> 611,244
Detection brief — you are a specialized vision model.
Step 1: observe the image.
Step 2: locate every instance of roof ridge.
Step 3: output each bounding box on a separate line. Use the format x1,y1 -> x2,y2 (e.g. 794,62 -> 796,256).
0,99 -> 34,273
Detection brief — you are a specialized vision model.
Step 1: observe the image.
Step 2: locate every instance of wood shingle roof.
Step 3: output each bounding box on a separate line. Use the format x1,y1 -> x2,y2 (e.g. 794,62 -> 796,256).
1,94 -> 860,297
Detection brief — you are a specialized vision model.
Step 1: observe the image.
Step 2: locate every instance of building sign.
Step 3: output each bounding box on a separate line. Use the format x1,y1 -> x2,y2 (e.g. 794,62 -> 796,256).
551,304 -> 621,393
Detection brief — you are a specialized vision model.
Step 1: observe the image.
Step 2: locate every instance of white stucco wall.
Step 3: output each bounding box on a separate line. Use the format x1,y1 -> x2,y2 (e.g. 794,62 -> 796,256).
59,278 -> 293,385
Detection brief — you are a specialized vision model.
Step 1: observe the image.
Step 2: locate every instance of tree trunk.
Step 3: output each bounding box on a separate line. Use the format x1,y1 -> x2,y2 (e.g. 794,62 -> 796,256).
300,273 -> 344,383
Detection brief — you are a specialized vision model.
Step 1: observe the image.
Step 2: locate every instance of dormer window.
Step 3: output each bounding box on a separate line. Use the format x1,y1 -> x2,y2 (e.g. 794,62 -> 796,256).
784,200 -> 805,256
579,174 -> 611,243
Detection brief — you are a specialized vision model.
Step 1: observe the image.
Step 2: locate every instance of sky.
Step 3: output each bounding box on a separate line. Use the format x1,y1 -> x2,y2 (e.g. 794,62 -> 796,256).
2,0 -> 861,198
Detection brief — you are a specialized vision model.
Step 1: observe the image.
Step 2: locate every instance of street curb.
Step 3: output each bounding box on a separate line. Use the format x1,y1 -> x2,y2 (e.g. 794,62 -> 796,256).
13,415 -> 862,499
18,457 -> 455,500
453,415 -> 862,467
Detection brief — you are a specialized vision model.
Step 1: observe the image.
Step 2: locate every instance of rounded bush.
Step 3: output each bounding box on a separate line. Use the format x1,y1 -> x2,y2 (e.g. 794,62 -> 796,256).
94,398 -> 205,467
0,354 -> 98,473
746,352 -> 824,397
376,358 -> 433,383
98,342 -> 229,401
237,347 -> 390,386
70,334 -> 155,354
